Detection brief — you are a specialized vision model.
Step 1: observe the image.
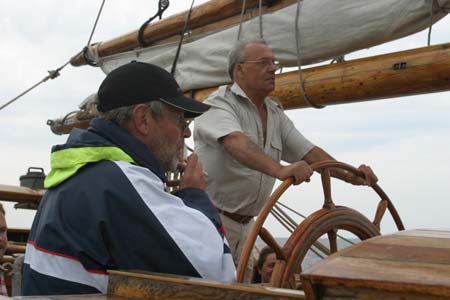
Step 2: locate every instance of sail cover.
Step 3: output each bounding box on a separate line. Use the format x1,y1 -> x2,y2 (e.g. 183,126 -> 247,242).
97,0 -> 450,91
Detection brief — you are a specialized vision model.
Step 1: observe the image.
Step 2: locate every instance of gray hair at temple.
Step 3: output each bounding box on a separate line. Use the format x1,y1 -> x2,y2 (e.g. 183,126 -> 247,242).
227,38 -> 268,80
98,100 -> 166,129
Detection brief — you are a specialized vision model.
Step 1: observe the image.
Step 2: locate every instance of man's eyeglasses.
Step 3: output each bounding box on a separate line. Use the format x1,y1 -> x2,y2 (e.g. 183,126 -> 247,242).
146,103 -> 192,132
171,114 -> 192,131
240,59 -> 282,71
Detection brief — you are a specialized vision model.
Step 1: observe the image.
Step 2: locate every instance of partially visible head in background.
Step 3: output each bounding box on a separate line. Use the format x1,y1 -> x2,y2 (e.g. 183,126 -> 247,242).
252,246 -> 276,283
0,204 -> 8,259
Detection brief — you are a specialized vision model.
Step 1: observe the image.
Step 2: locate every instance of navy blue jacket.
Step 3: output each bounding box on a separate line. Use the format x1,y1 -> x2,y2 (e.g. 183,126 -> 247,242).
22,118 -> 235,295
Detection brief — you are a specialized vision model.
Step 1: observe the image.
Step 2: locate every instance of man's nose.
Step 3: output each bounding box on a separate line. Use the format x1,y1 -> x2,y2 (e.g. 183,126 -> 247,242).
0,233 -> 7,243
267,65 -> 277,73
184,126 -> 192,138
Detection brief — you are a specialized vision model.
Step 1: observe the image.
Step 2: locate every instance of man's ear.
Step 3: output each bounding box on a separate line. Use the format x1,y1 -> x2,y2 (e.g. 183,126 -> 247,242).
130,104 -> 151,135
234,64 -> 242,79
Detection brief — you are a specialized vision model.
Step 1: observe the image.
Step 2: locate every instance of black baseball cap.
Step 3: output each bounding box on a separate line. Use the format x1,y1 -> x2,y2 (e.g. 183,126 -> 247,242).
97,61 -> 210,118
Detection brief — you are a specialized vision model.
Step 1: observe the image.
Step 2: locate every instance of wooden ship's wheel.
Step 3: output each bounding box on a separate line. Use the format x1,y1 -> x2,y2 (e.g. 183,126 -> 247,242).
236,160 -> 405,288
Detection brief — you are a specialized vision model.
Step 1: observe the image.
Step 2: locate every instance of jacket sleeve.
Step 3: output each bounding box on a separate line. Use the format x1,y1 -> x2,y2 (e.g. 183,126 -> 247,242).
175,188 -> 223,231
103,161 -> 236,282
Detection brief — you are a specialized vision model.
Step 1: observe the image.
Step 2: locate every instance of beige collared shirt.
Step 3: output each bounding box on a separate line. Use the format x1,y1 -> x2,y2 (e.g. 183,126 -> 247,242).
194,83 -> 314,216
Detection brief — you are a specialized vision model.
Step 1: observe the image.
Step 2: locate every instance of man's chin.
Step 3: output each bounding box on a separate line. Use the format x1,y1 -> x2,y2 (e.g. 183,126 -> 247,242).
165,158 -> 180,173
264,83 -> 275,93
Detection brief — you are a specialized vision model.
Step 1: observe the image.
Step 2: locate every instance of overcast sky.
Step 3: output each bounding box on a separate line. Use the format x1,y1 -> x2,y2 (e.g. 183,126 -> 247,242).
1,1 -> 449,238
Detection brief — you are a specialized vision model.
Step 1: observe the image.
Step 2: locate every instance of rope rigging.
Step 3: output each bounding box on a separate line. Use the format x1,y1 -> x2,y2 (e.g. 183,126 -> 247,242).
294,0 -> 324,109
258,0 -> 264,39
83,0 -> 106,66
428,0 -> 435,46
171,0 -> 195,76
270,201 -> 356,259
236,0 -> 265,40
0,0 -> 107,111
276,201 -> 355,246
236,0 -> 247,41
0,61 -> 69,111
425,0 -> 450,45
425,1 -> 450,45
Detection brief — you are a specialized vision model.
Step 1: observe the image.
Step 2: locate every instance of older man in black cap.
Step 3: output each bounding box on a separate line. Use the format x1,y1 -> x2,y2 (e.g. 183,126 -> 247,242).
22,62 -> 236,296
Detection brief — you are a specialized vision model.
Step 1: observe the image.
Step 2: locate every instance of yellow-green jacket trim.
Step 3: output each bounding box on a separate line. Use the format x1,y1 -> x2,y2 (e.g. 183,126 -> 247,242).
44,146 -> 134,188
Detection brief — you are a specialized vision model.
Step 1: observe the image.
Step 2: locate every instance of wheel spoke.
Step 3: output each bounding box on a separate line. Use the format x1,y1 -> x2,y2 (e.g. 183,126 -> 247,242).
373,199 -> 388,230
328,229 -> 338,253
259,227 -> 285,260
281,207 -> 380,286
320,168 -> 334,209
236,178 -> 294,282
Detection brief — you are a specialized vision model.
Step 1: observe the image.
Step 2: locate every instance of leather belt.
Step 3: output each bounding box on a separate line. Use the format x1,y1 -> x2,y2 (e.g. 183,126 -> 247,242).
216,208 -> 254,224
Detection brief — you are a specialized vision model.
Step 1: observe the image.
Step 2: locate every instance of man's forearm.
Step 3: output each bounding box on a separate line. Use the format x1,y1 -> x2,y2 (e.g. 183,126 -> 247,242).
303,146 -> 359,183
222,132 -> 318,184
302,146 -> 350,181
221,132 -> 282,178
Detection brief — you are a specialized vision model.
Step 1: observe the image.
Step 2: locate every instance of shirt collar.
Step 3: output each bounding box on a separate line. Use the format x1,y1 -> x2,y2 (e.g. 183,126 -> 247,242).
230,82 -> 281,110
230,82 -> 259,110
230,82 -> 250,100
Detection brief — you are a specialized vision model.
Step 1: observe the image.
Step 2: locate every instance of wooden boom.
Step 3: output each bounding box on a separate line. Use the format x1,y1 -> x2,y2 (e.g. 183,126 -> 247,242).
51,42 -> 450,135
70,0 -> 296,66
194,42 -> 450,108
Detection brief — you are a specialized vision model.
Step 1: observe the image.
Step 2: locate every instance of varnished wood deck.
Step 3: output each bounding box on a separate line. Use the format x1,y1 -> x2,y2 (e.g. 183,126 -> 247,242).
301,229 -> 450,300
4,270 -> 305,300
3,295 -> 125,300
107,270 -> 305,300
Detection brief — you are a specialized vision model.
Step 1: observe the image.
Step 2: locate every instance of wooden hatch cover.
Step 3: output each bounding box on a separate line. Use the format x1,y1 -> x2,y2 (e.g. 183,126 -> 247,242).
107,270 -> 305,300
300,229 -> 450,300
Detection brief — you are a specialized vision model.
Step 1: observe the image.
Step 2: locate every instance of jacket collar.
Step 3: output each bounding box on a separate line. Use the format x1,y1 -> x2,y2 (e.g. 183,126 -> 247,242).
89,118 -> 166,182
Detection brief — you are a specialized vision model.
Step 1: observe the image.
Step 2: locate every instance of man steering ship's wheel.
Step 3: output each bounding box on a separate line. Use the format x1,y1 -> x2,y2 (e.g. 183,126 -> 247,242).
237,160 -> 404,288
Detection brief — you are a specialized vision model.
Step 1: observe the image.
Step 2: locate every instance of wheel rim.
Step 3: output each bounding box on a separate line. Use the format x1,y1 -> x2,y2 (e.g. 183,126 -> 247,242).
236,160 -> 404,284
279,206 -> 380,288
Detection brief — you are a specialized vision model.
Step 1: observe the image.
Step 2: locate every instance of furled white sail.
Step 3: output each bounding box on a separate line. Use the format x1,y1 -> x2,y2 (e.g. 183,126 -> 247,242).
97,0 -> 450,91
